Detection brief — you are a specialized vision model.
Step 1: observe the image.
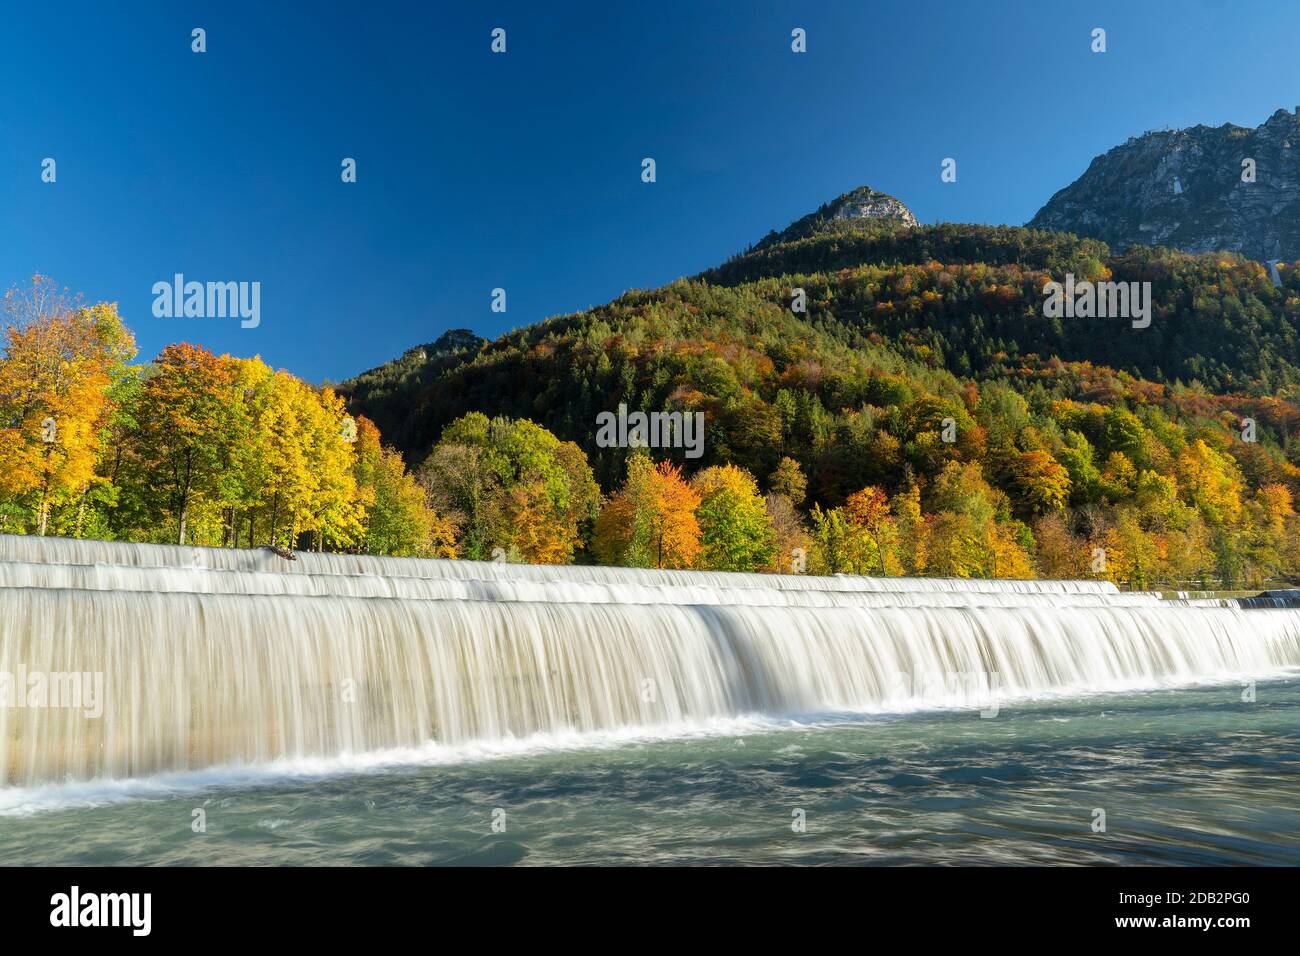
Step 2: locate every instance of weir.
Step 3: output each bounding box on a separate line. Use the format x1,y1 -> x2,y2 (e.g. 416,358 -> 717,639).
1,534 -> 1298,787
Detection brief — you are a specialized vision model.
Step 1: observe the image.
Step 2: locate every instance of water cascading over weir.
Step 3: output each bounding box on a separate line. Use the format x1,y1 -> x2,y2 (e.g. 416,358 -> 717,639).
2,534 -> 1298,787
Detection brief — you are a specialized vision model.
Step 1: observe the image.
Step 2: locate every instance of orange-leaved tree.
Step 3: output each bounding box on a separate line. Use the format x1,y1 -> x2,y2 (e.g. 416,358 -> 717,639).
843,485 -> 900,575
130,343 -> 240,544
593,453 -> 700,569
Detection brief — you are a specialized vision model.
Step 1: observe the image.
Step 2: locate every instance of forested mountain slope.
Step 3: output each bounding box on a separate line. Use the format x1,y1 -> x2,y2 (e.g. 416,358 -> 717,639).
341,189 -> 1300,500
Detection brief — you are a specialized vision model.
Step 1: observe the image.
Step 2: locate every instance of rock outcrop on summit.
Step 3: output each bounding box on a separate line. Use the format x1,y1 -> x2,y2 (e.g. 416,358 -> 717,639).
755,186 -> 918,250
1030,108 -> 1300,263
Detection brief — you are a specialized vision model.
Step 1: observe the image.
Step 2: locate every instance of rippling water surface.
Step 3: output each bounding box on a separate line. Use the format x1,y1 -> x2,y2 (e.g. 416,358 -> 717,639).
2,679 -> 1296,866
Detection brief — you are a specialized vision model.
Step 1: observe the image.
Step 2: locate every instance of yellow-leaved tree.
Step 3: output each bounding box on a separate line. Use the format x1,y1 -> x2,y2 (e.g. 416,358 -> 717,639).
0,278 -> 135,535
691,464 -> 776,572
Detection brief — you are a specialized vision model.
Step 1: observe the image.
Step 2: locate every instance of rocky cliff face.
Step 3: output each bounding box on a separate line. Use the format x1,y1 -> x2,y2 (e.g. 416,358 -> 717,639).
1029,108 -> 1300,263
755,186 -> 918,249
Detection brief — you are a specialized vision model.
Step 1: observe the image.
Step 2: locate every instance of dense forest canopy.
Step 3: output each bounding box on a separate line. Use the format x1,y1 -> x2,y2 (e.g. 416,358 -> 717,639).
337,215 -> 1300,587
344,219 -> 1300,467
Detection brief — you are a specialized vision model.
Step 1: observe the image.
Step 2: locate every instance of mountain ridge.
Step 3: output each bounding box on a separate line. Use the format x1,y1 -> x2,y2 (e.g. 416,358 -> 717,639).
1029,108 -> 1300,262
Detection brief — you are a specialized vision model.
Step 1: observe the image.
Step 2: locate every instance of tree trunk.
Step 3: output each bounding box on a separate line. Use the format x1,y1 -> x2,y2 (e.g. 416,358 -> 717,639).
37,442 -> 53,536
177,486 -> 190,545
269,492 -> 280,547
177,456 -> 193,546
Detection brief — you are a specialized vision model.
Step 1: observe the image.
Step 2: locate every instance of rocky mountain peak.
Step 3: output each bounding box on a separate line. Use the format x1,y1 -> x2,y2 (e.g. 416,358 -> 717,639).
823,186 -> 919,226
403,328 -> 486,363
755,186 -> 918,250
1029,109 -> 1300,262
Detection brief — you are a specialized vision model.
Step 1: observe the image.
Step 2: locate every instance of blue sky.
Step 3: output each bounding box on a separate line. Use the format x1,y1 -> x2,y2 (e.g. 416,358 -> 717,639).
1,0 -> 1296,383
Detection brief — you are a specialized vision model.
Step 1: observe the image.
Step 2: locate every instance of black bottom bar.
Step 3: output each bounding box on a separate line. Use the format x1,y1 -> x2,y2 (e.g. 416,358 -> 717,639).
0,865 -> 1286,943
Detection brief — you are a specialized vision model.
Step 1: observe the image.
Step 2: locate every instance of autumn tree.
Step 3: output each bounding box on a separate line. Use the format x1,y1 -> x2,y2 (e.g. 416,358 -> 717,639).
1177,439 -> 1243,528
1056,430 -> 1104,505
765,492 -> 813,573
129,344 -> 240,544
221,356 -> 275,547
1240,482 -> 1295,584
986,521 -> 1035,579
808,489 -> 903,577
421,412 -> 598,563
0,287 -> 135,535
353,417 -> 456,557
1100,509 -> 1160,589
891,483 -> 928,575
768,456 -> 808,505
808,504 -> 852,575
692,464 -> 776,572
924,462 -> 1031,578
1163,517 -> 1216,587
924,512 -> 986,578
419,441 -> 498,559
593,453 -> 701,569
843,486 -> 901,575
1010,450 -> 1072,516
1032,513 -> 1087,578
244,369 -> 316,548
300,385 -> 366,550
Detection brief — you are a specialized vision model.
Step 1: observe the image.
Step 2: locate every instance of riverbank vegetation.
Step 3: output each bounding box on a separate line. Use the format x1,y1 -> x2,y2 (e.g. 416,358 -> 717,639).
7,215 -> 1300,591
